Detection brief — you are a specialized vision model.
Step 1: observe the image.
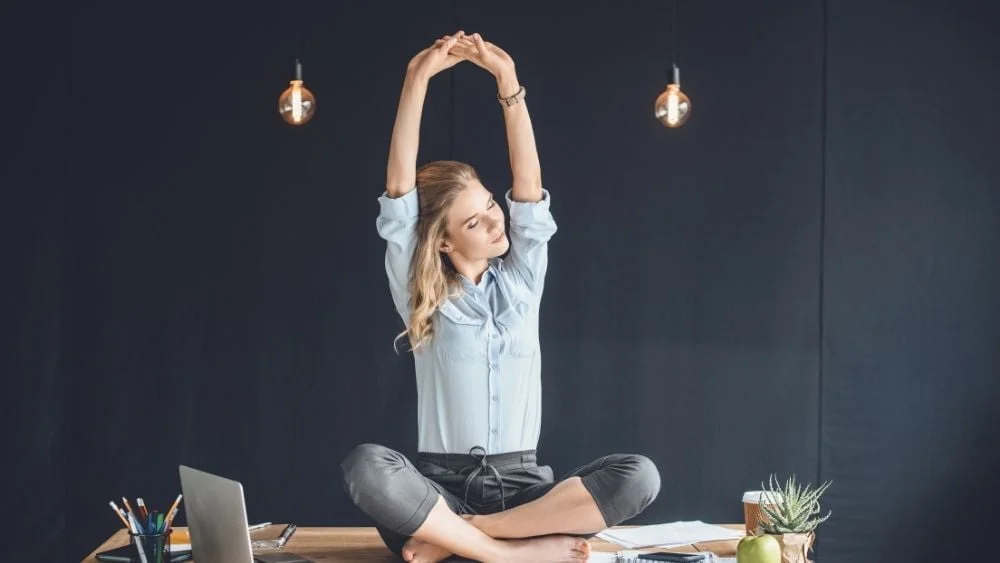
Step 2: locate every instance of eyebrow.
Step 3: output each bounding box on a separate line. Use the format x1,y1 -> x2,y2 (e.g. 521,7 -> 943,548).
462,193 -> 495,226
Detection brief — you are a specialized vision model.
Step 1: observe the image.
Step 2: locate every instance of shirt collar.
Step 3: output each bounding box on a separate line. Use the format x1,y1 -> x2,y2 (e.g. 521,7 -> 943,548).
460,261 -> 497,290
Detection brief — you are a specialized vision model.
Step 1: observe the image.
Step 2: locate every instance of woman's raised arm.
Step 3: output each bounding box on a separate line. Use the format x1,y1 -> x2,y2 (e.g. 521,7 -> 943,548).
451,33 -> 542,203
385,31 -> 467,198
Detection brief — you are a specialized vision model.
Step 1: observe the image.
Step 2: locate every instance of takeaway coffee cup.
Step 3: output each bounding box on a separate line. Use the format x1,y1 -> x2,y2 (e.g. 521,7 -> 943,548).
742,491 -> 783,535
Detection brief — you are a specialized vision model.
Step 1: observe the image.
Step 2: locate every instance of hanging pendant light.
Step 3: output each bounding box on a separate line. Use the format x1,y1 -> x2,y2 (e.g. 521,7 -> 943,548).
279,59 -> 316,126
655,64 -> 691,128
654,0 -> 692,128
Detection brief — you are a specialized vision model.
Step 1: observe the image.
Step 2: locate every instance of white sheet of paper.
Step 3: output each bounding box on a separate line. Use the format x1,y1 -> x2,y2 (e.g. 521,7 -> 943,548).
588,551 -> 641,562
589,552 -> 736,563
595,520 -> 744,549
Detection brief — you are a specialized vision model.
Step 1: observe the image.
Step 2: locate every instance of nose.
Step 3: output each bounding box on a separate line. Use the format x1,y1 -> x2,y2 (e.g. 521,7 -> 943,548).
489,218 -> 503,237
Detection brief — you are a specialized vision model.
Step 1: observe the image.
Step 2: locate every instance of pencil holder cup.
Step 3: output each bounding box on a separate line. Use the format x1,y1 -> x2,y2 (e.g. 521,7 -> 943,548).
129,529 -> 172,563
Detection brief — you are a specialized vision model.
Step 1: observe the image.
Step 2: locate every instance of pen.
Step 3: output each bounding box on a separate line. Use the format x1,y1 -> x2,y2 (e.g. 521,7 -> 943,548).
156,512 -> 165,533
276,524 -> 297,548
109,501 -> 130,528
248,522 -> 272,531
127,510 -> 146,535
127,511 -> 151,563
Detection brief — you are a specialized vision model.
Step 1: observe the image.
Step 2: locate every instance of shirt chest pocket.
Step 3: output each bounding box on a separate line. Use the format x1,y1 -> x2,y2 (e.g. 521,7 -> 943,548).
496,301 -> 537,357
435,302 -> 488,360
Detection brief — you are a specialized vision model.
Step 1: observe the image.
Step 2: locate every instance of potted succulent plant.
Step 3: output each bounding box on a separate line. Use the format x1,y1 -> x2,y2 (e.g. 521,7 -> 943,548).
744,474 -> 832,563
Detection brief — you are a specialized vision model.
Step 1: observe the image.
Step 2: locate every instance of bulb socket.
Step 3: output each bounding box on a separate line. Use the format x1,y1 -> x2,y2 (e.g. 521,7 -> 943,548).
293,59 -> 303,81
667,64 -> 681,86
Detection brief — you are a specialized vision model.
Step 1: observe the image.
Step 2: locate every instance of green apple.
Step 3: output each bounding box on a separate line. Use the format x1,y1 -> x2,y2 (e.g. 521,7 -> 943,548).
736,534 -> 781,563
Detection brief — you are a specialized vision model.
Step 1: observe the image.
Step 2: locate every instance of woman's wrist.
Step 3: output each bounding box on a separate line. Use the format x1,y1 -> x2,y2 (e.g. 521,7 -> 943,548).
405,67 -> 431,88
495,69 -> 519,98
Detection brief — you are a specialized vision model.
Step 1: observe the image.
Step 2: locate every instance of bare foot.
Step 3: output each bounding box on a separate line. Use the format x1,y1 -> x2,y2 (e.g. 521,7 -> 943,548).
400,515 -> 482,562
499,535 -> 591,562
401,536 -> 453,563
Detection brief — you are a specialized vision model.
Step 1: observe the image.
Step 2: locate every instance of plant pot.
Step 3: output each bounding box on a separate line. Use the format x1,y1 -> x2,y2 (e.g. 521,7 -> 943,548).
766,532 -> 814,563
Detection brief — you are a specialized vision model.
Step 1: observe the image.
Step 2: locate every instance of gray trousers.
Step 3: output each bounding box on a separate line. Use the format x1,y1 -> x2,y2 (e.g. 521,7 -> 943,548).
340,443 -> 661,556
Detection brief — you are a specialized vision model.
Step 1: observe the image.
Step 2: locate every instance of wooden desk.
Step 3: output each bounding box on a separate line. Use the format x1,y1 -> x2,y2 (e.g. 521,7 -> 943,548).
84,524 -> 745,562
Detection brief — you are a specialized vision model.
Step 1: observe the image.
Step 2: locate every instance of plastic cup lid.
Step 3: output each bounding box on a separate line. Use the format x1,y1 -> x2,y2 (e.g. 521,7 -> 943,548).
743,490 -> 784,504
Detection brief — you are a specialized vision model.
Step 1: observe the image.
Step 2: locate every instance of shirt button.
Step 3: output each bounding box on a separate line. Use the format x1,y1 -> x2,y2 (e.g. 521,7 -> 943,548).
491,394 -> 499,401
491,428 -> 498,435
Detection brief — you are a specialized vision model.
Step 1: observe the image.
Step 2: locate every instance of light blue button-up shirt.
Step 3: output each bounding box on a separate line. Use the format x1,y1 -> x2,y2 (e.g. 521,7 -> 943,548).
376,187 -> 557,455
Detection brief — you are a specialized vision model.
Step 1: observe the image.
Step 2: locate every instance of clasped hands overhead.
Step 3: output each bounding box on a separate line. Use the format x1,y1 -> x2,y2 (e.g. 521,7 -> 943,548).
407,30 -> 516,82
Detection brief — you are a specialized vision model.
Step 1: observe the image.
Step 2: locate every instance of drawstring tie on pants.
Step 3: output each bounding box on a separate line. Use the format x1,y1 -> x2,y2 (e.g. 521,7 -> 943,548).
458,445 -> 506,512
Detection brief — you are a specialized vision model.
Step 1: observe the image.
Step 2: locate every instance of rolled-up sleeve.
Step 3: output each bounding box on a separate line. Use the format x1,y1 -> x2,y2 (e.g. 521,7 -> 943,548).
376,188 -> 420,325
504,188 -> 558,295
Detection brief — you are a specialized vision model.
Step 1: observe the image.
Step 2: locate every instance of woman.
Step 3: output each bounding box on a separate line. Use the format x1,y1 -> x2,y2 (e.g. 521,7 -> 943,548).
341,31 -> 661,563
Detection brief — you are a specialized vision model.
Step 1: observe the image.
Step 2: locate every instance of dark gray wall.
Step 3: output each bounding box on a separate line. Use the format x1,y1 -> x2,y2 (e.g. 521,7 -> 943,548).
2,1 -> 996,561
822,1 -> 1000,560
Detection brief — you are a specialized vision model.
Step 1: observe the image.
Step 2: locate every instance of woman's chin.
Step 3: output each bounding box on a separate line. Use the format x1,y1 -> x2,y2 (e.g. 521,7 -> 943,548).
490,238 -> 509,254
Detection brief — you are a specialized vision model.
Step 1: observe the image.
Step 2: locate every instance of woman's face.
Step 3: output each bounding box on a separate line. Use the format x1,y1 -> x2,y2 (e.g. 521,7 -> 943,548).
443,179 -> 509,260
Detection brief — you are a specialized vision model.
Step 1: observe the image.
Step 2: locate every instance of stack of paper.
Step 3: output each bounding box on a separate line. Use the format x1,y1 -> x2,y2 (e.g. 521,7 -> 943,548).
586,552 -> 629,563
587,553 -> 736,563
595,520 -> 745,549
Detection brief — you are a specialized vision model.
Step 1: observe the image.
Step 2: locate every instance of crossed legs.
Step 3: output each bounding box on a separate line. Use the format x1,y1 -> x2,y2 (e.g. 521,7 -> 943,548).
341,444 -> 661,562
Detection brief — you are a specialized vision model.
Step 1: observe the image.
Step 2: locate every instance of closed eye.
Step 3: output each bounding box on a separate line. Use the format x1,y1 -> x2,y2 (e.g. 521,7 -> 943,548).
468,198 -> 496,229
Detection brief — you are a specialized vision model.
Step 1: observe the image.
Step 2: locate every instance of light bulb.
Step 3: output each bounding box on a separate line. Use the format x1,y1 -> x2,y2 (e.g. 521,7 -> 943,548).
279,60 -> 316,125
654,65 -> 691,128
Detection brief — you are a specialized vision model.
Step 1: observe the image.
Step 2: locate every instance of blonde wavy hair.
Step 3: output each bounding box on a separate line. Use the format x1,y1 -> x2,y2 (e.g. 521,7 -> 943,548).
394,160 -> 480,353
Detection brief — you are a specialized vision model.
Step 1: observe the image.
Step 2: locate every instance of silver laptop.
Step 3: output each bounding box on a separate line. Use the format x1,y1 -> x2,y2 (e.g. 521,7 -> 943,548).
178,465 -> 256,563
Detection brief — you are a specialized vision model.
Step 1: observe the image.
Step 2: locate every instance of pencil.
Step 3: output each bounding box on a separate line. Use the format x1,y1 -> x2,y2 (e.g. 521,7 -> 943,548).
164,494 -> 183,527
109,501 -> 130,528
137,497 -> 149,520
164,507 -> 179,529
122,497 -> 136,518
